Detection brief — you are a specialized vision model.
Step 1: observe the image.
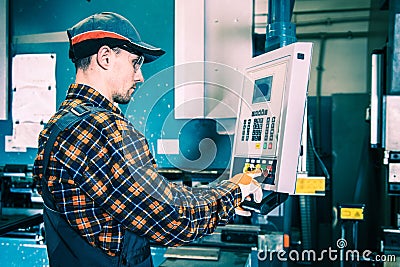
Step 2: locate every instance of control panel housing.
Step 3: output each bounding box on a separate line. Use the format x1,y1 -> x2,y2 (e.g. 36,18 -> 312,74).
230,42 -> 313,194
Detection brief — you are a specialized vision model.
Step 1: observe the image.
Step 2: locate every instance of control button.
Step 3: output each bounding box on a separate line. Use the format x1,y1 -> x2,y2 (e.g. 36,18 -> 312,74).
243,163 -> 251,172
268,142 -> 273,149
267,117 -> 270,123
271,122 -> 274,129
269,135 -> 273,141
263,143 -> 267,149
272,116 -> 276,122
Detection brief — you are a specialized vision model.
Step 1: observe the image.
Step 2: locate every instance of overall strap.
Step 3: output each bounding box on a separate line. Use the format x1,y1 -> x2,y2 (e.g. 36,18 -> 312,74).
42,105 -> 101,176
41,105 -> 121,267
41,105 -> 105,208
40,105 -> 153,266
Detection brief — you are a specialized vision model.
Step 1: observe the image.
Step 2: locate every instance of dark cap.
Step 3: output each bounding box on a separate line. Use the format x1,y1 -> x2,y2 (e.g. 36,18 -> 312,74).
67,12 -> 165,63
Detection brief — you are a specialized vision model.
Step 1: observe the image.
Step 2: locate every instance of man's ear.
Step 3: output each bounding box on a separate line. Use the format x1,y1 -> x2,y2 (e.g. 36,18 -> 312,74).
96,45 -> 113,70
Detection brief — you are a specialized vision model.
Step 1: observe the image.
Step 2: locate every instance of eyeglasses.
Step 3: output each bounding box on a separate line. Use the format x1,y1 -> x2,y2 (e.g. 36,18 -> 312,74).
133,55 -> 144,72
117,45 -> 144,72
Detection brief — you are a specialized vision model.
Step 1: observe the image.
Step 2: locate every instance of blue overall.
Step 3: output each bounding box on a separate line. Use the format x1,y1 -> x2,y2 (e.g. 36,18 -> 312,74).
41,105 -> 153,267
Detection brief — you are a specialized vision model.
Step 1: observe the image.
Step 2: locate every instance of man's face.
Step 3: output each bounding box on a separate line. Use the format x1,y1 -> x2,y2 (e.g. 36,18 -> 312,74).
110,49 -> 144,104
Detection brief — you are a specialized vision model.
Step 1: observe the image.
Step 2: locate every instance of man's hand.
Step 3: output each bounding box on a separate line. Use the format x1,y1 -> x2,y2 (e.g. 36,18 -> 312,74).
229,173 -> 263,216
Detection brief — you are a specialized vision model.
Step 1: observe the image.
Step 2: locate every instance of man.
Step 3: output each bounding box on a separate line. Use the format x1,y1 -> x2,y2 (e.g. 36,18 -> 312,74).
33,12 -> 262,266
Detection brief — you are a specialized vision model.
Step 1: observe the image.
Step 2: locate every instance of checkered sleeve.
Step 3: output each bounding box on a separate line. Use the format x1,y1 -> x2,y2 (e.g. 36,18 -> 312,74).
33,126 -> 50,194
78,114 -> 242,246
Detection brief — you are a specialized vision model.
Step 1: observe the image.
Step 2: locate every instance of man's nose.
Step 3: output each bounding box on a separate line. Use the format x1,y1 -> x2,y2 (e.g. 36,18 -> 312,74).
135,69 -> 144,83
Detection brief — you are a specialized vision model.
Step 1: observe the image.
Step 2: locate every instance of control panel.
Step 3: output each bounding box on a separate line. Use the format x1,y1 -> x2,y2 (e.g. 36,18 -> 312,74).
231,42 -> 313,194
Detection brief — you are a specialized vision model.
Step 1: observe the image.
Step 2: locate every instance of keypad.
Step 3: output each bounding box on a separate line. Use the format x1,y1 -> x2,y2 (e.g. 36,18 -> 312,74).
246,119 -> 251,141
251,118 -> 263,141
264,117 -> 270,142
241,119 -> 247,141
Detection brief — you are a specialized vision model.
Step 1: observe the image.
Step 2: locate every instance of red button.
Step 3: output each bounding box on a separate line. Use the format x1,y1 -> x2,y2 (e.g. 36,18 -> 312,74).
268,143 -> 273,149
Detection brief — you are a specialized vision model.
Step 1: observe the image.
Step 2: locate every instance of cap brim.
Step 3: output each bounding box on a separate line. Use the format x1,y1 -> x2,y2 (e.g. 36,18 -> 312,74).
126,41 -> 165,63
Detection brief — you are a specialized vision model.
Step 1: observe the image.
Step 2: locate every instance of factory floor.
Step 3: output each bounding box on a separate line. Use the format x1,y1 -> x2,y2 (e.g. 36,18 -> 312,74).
0,238 -> 383,267
0,206 -> 43,227
0,214 -> 29,227
0,207 -> 384,267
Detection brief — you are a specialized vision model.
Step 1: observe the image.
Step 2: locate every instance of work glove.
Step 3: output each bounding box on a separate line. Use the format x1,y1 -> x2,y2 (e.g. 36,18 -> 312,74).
229,172 -> 263,216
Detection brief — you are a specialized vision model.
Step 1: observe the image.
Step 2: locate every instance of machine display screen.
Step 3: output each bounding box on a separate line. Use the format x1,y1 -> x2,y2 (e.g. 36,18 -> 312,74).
252,76 -> 273,103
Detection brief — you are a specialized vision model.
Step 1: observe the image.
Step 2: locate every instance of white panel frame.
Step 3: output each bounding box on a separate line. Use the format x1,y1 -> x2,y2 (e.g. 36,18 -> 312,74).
0,0 -> 8,120
385,96 -> 400,151
204,0 -> 252,119
231,42 -> 313,194
174,0 -> 205,119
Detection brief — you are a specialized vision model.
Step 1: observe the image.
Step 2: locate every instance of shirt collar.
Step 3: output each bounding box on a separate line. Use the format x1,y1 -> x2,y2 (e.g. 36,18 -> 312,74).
66,83 -> 122,114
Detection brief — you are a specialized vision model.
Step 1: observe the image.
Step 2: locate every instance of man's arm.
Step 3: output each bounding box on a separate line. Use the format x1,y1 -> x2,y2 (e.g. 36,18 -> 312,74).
77,117 -> 242,246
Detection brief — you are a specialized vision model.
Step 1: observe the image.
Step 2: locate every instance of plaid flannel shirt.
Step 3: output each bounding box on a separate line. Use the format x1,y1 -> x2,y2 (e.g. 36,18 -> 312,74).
33,84 -> 241,256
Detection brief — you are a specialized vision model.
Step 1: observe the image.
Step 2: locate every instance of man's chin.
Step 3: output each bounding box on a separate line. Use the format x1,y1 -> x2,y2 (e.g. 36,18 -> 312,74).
113,96 -> 131,105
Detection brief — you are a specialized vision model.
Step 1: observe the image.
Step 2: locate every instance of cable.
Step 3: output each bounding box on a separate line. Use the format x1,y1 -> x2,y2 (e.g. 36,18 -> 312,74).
307,116 -> 331,181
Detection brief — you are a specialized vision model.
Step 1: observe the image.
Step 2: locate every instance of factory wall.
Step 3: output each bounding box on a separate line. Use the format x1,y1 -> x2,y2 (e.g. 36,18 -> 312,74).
307,38 -> 368,96
0,0 -> 234,170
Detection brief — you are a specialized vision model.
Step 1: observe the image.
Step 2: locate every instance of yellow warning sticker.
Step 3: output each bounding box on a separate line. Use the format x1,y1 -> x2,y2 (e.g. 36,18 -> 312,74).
295,177 -> 325,195
340,207 -> 364,220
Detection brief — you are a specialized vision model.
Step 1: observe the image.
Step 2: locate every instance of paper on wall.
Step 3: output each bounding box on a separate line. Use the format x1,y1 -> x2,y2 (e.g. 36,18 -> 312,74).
12,53 -> 56,90
5,135 -> 27,152
157,139 -> 180,155
12,122 -> 43,148
11,53 -> 56,124
12,86 -> 56,123
7,53 -> 56,151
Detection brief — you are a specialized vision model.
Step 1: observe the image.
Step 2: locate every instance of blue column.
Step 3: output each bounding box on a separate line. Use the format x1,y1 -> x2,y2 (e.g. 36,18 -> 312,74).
265,0 -> 297,52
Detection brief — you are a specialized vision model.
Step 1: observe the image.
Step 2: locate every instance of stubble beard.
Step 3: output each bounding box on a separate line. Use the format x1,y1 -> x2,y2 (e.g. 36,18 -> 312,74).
113,91 -> 132,104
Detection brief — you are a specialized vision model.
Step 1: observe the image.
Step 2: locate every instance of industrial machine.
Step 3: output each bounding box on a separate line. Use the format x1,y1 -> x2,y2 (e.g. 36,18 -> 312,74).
368,0 -> 400,264
0,0 -> 316,265
230,42 -> 313,214
158,42 -> 314,267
